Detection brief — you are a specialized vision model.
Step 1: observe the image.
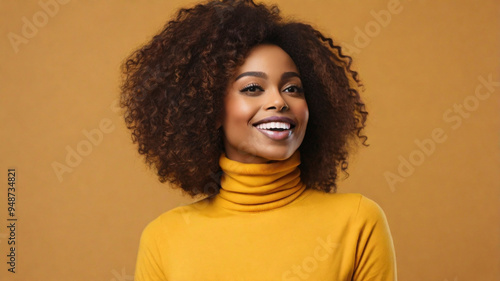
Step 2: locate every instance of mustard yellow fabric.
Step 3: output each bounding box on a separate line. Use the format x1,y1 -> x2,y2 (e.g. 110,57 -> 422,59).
135,152 -> 397,280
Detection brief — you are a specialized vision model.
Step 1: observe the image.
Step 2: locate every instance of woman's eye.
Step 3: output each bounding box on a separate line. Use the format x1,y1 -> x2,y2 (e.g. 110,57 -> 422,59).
283,85 -> 304,94
240,84 -> 264,94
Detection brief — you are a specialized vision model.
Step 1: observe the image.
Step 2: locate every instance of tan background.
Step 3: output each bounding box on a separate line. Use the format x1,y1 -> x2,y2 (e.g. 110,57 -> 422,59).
1,0 -> 499,280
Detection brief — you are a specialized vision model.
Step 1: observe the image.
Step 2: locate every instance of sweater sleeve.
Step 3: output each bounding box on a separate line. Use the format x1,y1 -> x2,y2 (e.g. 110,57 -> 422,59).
134,219 -> 168,281
352,196 -> 397,281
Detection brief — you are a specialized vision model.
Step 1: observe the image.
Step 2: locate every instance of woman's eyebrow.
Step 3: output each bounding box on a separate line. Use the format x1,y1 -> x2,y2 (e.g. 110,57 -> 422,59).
235,71 -> 301,81
281,72 -> 301,80
235,71 -> 267,81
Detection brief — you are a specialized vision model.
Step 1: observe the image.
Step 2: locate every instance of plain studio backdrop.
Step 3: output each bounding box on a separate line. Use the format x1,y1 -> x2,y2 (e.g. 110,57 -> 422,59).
0,0 -> 499,280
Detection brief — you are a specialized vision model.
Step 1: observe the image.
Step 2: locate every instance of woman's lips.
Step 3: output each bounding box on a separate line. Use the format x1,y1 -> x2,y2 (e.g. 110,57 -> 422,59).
255,126 -> 293,140
252,116 -> 296,127
252,116 -> 296,140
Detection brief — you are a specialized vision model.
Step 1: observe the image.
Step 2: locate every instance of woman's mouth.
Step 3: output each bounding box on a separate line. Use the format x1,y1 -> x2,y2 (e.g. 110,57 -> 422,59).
253,121 -> 296,140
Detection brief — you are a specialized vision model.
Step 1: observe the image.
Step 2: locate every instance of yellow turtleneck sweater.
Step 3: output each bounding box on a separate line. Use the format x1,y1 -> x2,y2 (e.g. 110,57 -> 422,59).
135,152 -> 397,281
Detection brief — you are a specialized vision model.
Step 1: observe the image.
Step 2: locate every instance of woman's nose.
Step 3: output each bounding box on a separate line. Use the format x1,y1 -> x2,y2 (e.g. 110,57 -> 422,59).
264,89 -> 288,112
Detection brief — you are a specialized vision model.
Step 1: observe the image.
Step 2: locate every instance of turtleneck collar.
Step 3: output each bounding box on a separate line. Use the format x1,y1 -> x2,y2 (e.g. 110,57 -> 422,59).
213,151 -> 307,212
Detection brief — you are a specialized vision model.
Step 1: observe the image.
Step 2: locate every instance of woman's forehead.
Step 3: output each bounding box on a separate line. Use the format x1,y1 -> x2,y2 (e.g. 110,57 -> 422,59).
235,44 -> 300,77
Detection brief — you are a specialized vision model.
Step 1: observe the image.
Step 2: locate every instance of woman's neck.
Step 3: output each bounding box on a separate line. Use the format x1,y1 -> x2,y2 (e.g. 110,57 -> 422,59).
213,151 -> 307,212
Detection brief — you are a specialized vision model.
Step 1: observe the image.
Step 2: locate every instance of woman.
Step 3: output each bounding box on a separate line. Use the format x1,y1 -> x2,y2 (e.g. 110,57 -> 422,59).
120,0 -> 397,280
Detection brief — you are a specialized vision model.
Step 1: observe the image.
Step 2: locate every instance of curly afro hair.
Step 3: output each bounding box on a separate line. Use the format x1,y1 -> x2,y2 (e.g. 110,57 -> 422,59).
120,0 -> 368,197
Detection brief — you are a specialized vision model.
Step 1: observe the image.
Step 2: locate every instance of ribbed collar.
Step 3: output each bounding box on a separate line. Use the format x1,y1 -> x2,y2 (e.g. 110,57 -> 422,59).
213,151 -> 307,212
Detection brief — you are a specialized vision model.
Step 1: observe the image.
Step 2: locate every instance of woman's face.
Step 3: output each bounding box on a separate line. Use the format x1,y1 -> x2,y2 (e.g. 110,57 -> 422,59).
222,44 -> 309,164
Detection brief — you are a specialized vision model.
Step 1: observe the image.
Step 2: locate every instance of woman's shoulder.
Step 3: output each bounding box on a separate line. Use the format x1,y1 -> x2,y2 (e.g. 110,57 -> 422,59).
140,196 -> 215,234
302,189 -> 362,207
303,189 -> 387,221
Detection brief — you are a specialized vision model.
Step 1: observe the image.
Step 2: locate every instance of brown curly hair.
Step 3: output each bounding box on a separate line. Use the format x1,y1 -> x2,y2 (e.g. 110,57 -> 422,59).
120,0 -> 368,197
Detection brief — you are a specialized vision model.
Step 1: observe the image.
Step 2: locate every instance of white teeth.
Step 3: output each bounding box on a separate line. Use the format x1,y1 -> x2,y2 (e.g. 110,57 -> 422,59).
256,122 -> 291,130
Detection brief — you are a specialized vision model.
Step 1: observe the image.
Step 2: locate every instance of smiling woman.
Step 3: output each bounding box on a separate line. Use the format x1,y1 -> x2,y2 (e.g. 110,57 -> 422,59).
222,44 -> 309,164
119,0 -> 396,280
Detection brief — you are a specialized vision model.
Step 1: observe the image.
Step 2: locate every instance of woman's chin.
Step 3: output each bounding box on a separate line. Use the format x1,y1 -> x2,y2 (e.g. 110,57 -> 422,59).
224,143 -> 300,164
250,149 -> 298,164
